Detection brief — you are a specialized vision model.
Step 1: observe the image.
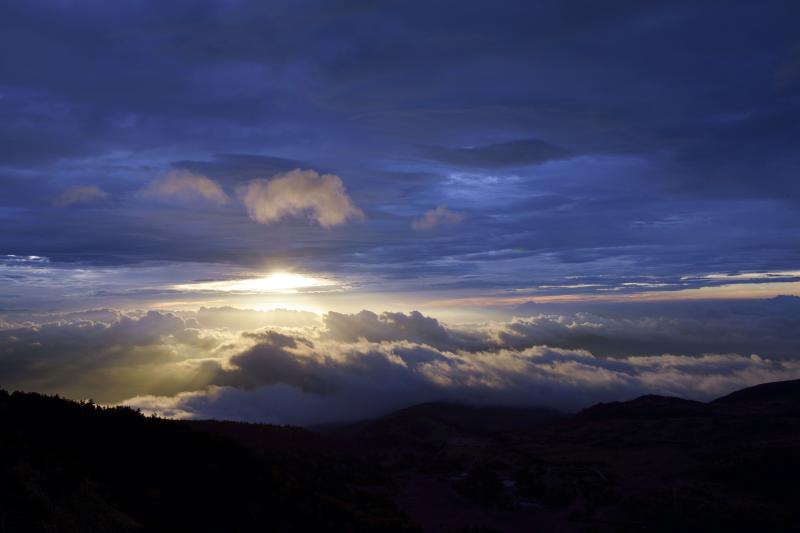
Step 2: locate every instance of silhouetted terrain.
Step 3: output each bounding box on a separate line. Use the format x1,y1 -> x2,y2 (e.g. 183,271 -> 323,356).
2,380 -> 800,532
0,390 -> 412,532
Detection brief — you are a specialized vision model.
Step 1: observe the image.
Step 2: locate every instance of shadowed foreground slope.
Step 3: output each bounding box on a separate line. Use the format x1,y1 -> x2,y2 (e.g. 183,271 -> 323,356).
0,390 -> 412,532
2,380 -> 800,532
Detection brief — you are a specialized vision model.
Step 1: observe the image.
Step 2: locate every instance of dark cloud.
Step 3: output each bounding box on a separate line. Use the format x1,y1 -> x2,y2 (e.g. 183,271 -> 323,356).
492,304 -> 800,359
171,154 -> 308,186
423,139 -> 572,168
322,310 -> 484,350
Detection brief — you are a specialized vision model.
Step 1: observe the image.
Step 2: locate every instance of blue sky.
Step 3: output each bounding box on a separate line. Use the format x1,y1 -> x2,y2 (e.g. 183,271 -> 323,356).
1,1 -> 799,421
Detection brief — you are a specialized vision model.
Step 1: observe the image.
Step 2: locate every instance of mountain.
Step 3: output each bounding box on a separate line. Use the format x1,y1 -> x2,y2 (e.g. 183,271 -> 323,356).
577,379 -> 800,420
333,401 -> 563,448
712,378 -> 800,415
576,394 -> 708,420
2,380 -> 800,532
319,382 -> 800,531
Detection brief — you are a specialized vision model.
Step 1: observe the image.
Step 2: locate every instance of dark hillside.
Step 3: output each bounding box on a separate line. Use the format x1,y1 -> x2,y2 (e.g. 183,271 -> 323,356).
576,394 -> 709,420
712,378 -> 800,415
0,390 -> 412,532
3,380 -> 800,532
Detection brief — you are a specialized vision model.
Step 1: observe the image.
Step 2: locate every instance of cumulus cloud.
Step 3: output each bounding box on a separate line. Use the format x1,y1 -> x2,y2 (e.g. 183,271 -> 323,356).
240,168 -> 363,227
52,185 -> 108,207
0,310 -> 235,402
3,306 -> 800,425
322,310 -> 484,350
411,206 -> 465,230
143,170 -> 230,204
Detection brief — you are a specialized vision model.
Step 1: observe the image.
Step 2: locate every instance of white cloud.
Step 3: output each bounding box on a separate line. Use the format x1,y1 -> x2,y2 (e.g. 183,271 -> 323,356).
240,169 -> 363,227
143,170 -> 230,204
52,185 -> 108,207
0,254 -> 49,265
412,206 -> 465,230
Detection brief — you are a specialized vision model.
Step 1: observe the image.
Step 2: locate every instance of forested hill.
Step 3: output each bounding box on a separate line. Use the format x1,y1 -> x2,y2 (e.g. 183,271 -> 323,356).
0,389 -> 412,533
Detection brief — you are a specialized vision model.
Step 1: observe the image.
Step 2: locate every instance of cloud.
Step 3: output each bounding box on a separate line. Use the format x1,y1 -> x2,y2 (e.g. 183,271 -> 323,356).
412,206 -> 465,230
4,305 -> 800,425
52,185 -> 108,207
143,170 -> 230,204
0,310 -> 235,402
423,139 -> 572,168
195,306 -> 320,331
491,298 -> 800,359
240,169 -> 363,227
322,310 -> 484,350
127,339 -> 800,425
171,154 -> 306,185
0,254 -> 49,265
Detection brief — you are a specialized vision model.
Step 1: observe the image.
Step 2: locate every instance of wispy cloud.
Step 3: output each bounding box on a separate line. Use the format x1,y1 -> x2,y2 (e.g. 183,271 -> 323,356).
412,206 -> 465,230
52,185 -> 108,207
143,170 -> 230,205
684,271 -> 800,281
0,254 -> 49,265
423,139 -> 572,168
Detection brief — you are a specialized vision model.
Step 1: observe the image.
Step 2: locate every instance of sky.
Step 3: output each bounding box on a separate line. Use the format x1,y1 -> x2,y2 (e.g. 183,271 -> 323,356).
1,0 -> 800,424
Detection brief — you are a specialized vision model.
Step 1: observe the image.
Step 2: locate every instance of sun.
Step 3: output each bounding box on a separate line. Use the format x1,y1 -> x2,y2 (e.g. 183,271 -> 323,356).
173,272 -> 333,294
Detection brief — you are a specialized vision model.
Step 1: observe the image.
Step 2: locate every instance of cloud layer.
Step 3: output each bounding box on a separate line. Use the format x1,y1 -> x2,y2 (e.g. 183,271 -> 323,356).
2,304 -> 799,426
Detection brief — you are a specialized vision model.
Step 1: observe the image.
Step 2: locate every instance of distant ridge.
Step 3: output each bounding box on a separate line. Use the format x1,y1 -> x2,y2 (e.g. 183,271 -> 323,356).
576,394 -> 708,420
712,378 -> 800,415
576,378 -> 800,420
371,401 -> 564,432
328,401 -> 564,447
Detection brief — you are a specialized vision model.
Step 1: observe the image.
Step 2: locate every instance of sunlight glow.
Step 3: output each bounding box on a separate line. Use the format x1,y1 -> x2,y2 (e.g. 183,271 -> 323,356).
173,272 -> 334,294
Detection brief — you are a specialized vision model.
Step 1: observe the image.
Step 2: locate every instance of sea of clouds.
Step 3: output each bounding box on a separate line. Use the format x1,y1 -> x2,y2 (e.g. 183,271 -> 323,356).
2,299 -> 800,425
